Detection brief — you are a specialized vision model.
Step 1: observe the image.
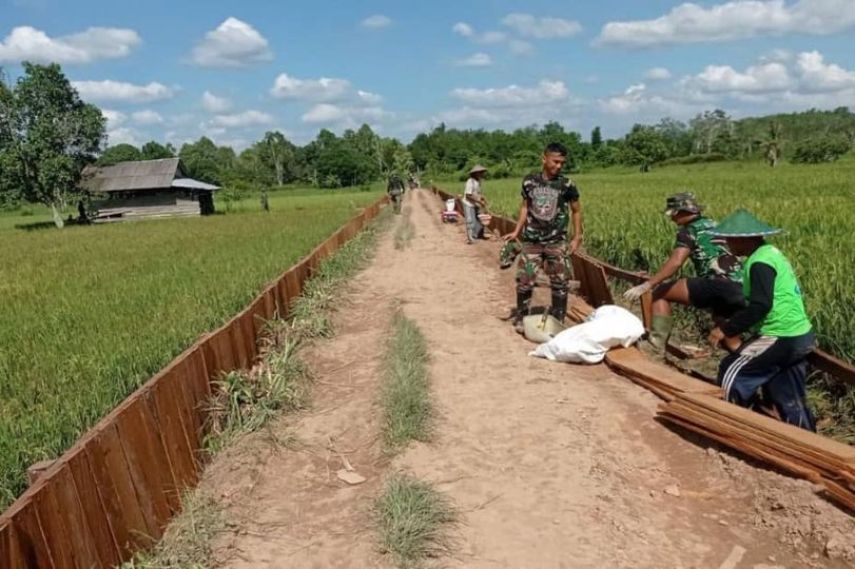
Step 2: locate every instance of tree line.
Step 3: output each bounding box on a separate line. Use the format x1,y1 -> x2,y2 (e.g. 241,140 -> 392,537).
2,62 -> 855,224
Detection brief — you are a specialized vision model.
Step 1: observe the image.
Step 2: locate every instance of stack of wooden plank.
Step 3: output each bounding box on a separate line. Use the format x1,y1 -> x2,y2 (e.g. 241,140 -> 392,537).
605,347 -> 722,401
659,392 -> 855,513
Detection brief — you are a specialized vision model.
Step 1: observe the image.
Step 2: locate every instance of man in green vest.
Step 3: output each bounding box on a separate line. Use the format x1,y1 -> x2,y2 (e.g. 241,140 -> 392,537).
707,209 -> 816,431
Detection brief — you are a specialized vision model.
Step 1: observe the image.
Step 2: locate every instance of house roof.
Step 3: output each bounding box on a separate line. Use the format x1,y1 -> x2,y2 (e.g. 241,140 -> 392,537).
82,158 -> 219,193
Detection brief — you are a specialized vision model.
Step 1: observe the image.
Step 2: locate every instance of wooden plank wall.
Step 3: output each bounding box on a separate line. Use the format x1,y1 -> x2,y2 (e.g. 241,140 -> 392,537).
0,196 -> 387,568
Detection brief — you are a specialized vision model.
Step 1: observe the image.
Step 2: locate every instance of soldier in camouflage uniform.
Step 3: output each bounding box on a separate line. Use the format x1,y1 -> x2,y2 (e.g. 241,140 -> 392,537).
504,142 -> 583,333
624,193 -> 745,352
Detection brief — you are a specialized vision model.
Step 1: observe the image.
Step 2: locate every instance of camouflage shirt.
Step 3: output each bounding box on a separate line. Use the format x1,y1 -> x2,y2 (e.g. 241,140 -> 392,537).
676,216 -> 742,282
520,173 -> 579,243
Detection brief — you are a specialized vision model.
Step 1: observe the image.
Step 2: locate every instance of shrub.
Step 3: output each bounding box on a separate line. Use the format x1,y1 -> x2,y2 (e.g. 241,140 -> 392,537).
791,136 -> 851,164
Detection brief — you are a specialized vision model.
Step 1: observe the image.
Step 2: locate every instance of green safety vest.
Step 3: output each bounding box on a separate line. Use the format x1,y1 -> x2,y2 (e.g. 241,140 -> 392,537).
743,244 -> 812,337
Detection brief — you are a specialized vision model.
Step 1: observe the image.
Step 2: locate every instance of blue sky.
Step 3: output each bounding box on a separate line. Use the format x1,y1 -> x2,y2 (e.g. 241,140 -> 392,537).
2,0 -> 855,149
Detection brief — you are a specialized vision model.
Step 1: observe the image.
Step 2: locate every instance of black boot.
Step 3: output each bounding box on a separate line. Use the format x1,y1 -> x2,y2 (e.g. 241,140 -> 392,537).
550,290 -> 568,322
514,290 -> 532,334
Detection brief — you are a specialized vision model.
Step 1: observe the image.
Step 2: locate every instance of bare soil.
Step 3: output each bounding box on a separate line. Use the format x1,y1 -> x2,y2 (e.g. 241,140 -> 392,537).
201,190 -> 854,569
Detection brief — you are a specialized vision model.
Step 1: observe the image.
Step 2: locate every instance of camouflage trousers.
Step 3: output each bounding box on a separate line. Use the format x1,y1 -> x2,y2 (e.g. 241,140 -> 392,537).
516,241 -> 571,294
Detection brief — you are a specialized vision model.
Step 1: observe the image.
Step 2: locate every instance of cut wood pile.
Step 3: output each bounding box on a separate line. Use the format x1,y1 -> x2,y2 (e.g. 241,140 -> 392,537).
659,393 -> 855,513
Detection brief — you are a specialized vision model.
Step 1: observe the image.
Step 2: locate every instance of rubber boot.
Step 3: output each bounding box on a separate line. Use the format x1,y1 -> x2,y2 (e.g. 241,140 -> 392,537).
648,315 -> 673,351
513,290 -> 532,334
550,291 -> 568,322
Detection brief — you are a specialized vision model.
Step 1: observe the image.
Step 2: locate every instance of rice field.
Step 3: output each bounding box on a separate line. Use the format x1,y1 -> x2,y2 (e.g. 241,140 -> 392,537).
0,187 -> 381,508
461,159 -> 855,365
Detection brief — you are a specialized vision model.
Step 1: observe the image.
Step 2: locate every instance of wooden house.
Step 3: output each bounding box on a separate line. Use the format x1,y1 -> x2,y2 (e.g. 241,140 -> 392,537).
82,158 -> 219,221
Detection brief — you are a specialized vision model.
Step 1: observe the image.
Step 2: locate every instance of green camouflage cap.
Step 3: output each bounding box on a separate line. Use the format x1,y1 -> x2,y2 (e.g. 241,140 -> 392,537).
664,192 -> 703,216
709,208 -> 783,237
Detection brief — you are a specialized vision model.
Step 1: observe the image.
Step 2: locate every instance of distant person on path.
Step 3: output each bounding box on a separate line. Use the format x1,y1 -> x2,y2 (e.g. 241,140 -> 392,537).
387,174 -> 405,214
463,165 -> 488,243
503,142 -> 582,333
707,209 -> 816,431
623,192 -> 745,353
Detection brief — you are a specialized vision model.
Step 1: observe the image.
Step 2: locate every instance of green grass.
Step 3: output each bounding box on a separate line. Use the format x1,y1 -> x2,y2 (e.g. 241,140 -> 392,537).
375,474 -> 455,569
0,187 -> 381,509
381,310 -> 432,453
461,159 -> 855,365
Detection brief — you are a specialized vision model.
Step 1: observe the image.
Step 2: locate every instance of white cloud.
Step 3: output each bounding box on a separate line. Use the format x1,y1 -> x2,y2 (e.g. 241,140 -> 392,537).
106,127 -> 142,146
452,22 -> 475,37
189,17 -> 272,67
210,110 -> 275,128
509,40 -> 535,55
131,110 -> 163,125
456,52 -> 492,67
683,51 -> 855,97
795,50 -> 855,92
101,109 -> 126,128
644,67 -> 672,80
596,0 -> 855,47
270,73 -> 351,101
0,25 -> 140,64
451,80 -> 570,107
478,31 -> 508,44
201,91 -> 232,113
361,15 -> 392,29
435,107 -> 501,126
301,103 -> 390,126
598,83 -> 690,115
501,13 -> 582,39
73,80 -> 175,103
690,62 -> 792,93
356,90 -> 383,105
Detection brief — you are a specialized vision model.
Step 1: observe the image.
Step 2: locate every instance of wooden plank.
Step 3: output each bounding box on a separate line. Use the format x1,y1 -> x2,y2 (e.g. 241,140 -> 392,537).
228,318 -> 249,370
606,347 -> 722,396
66,447 -> 122,567
212,325 -> 235,374
87,423 -> 154,556
569,255 -> 591,303
808,349 -> 855,387
284,267 -> 302,314
35,466 -> 100,569
240,311 -> 258,364
677,393 -> 855,462
115,397 -> 176,534
2,498 -> 54,569
181,348 -> 213,445
0,519 -> 27,569
150,375 -> 197,491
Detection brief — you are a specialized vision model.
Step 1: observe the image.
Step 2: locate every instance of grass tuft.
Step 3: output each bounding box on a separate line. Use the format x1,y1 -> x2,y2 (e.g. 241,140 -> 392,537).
121,491 -> 225,569
381,311 -> 432,453
375,474 -> 455,569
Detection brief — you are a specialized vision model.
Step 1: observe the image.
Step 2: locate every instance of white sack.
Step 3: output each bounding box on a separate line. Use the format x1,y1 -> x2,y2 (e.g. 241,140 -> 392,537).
529,305 -> 644,364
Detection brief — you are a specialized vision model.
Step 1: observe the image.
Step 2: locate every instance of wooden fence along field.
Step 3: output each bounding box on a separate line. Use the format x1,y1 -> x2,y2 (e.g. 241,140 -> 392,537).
0,197 -> 386,569
432,186 -> 855,515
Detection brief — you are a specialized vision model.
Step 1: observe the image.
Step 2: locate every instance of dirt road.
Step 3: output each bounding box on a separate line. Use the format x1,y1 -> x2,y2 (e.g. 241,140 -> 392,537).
205,190 -> 854,568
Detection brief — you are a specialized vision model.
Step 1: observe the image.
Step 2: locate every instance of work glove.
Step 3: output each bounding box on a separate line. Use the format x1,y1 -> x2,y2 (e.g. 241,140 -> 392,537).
623,281 -> 652,302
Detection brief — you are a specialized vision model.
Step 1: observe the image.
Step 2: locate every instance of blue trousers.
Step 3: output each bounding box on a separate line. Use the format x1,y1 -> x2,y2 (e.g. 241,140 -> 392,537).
718,332 -> 816,431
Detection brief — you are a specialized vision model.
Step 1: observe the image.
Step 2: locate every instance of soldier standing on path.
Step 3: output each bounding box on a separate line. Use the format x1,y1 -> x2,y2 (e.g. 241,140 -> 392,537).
503,142 -> 583,334
387,174 -> 405,214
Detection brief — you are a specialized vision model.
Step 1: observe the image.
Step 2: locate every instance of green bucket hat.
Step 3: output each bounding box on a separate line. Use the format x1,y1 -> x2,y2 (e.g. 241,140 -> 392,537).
710,208 -> 783,237
664,192 -> 703,216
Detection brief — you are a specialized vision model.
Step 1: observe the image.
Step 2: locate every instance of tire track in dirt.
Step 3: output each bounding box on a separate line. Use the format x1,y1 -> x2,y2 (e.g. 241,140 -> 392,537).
203,190 -> 853,568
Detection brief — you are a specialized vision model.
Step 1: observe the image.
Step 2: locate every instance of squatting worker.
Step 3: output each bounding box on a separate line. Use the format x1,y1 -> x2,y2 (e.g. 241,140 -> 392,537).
503,142 -> 582,334
707,209 -> 816,431
623,193 -> 745,354
387,174 -> 405,214
463,165 -> 488,243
